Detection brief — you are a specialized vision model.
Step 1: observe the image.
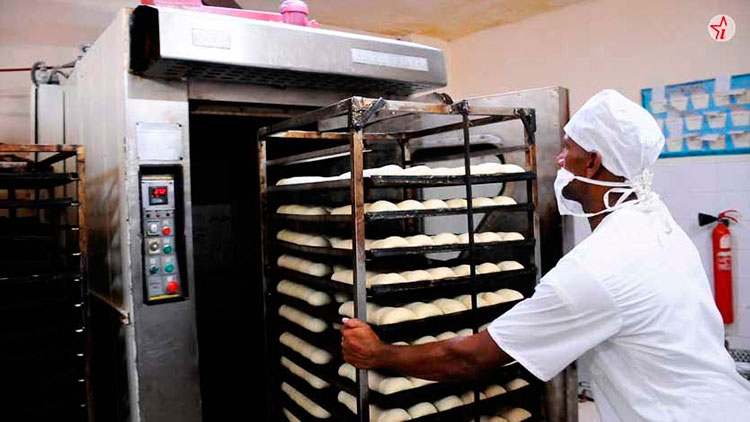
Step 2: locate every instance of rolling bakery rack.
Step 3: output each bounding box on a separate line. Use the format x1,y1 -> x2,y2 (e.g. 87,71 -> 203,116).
258,97 -> 541,422
0,144 -> 89,421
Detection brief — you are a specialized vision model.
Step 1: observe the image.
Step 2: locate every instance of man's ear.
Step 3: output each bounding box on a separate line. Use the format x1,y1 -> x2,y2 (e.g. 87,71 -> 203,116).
584,151 -> 603,178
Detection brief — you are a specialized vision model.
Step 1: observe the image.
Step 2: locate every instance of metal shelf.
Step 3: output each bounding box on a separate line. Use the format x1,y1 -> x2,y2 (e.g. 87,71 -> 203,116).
0,198 -> 77,209
0,172 -> 79,189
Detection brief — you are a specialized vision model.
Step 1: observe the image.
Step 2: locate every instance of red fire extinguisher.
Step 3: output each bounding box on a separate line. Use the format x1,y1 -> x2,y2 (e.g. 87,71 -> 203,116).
699,210 -> 740,324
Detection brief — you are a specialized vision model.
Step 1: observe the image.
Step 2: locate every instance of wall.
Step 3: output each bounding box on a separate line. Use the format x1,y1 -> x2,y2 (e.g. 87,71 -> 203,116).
445,0 -> 750,348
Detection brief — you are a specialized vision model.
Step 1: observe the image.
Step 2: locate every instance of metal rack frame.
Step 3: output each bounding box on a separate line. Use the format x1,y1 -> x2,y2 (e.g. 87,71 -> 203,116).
0,144 -> 89,420
258,97 -> 539,422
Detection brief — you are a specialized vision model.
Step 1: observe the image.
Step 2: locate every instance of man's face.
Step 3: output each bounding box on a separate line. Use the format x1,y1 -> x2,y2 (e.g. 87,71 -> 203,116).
557,135 -> 590,202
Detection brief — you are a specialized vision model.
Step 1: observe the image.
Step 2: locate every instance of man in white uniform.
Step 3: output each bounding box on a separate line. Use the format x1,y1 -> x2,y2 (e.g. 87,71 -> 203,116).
341,89 -> 750,421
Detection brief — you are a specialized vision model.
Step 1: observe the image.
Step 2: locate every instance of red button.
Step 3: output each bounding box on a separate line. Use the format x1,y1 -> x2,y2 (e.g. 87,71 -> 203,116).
162,226 -> 172,235
166,280 -> 179,294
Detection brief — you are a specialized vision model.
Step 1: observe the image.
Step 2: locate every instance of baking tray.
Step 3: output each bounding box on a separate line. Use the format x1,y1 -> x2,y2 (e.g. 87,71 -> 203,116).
0,172 -> 79,189
276,238 -> 536,260
268,172 -> 536,193
272,203 -> 534,224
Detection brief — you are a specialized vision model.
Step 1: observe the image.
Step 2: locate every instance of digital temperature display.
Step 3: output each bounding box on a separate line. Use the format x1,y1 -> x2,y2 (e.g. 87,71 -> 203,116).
149,186 -> 169,205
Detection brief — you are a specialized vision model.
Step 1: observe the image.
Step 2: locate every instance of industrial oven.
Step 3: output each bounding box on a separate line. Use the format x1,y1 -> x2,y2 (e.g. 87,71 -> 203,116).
59,3 -> 572,422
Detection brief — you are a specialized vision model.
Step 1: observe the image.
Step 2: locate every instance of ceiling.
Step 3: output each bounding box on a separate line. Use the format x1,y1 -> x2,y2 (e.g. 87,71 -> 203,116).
239,0 -> 587,41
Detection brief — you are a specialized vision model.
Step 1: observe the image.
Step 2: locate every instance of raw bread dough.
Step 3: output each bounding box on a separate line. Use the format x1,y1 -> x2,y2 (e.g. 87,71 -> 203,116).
456,294 -> 488,309
434,395 -> 463,411
479,323 -> 490,332
377,409 -> 412,422
375,307 -> 418,325
369,200 -> 399,212
472,197 -> 497,208
370,273 -> 408,286
453,264 -> 472,277
277,205 -> 328,215
279,332 -> 332,364
499,164 -> 525,174
412,335 -> 437,345
407,403 -> 438,419
276,176 -> 331,186
436,331 -> 457,341
331,269 -> 375,286
371,236 -> 410,249
432,298 -> 467,314
502,232 -> 525,241
479,292 -> 505,307
495,289 -> 524,302
476,232 -> 504,243
405,302 -> 443,319
484,384 -> 507,398
429,167 -> 453,176
481,417 -> 509,422
281,382 -> 331,418
505,378 -> 530,391
432,232 -> 460,245
335,292 -> 351,303
283,408 -> 302,422
338,301 -> 381,319
397,199 -> 425,210
409,377 -> 436,388
498,261 -> 524,271
276,280 -> 331,306
330,205 -> 352,215
471,162 -> 505,175
280,357 -> 329,389
476,263 -> 501,274
460,390 -> 486,404
446,167 -> 466,176
279,305 -> 326,332
368,164 -> 405,176
276,230 -> 330,247
427,267 -> 456,280
422,199 -> 449,209
393,341 -> 409,346
378,377 -> 414,394
402,165 -> 432,176
400,270 -> 433,282
338,363 -> 383,390
500,407 -> 532,422
446,198 -> 468,208
492,196 -> 517,206
456,328 -> 473,337
277,254 -> 332,277
405,234 -> 434,247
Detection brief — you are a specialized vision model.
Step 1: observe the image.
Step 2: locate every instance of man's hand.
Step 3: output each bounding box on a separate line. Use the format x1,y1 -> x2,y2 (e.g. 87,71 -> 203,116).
341,317 -> 385,369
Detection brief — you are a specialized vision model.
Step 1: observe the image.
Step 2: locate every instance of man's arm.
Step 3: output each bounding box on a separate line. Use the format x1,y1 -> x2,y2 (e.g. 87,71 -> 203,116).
341,317 -> 513,381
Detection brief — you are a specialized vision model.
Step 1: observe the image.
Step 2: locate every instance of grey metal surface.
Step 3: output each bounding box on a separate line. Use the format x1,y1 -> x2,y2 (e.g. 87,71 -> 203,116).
131,5 -> 446,96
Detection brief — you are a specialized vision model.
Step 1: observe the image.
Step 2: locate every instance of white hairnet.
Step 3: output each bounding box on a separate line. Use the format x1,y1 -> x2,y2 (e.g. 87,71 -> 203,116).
564,89 -> 665,180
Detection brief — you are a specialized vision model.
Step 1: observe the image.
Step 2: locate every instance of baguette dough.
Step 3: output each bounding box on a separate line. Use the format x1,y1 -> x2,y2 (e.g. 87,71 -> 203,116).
375,307 -> 418,325
453,264 -> 472,277
402,165 -> 432,176
505,378 -> 530,391
397,199 -> 425,210
460,390 -> 486,404
371,236 -> 410,249
432,232 -> 460,245
457,328 -> 474,337
405,302 -> 444,319
338,301 -> 381,319
370,273 -> 408,286
476,263 -> 501,274
436,331 -> 457,341
276,280 -> 331,306
331,269 -> 376,286
378,377 -> 414,395
277,254 -> 332,277
492,196 -> 517,206
401,270 -> 433,282
476,232 -> 504,243
377,409 -> 412,422
499,164 -> 525,173
405,234 -> 434,247
369,200 -> 399,212
495,289 -> 524,302
409,377 -> 436,388
280,357 -> 329,389
281,383 -> 331,418
427,267 -> 456,280
500,407 -> 532,422
407,402 -> 438,419
446,198 -> 468,208
422,199 -> 448,209
412,335 -> 437,345
484,384 -> 507,398
338,363 -> 383,390
471,162 -> 505,175
479,292 -> 505,306
434,395 -> 463,412
456,294 -> 488,309
432,298 -> 467,314
279,333 -> 332,364
472,197 -> 497,208
502,232 -> 525,241
276,230 -> 330,247
283,408 -> 302,422
498,261 -> 525,271
278,305 -> 327,332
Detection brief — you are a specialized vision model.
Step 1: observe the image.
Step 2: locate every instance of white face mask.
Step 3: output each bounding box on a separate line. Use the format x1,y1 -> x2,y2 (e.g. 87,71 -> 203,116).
554,167 -> 655,218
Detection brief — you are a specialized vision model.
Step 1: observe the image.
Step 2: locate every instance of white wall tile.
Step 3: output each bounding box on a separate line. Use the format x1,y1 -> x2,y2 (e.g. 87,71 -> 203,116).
719,161 -> 750,192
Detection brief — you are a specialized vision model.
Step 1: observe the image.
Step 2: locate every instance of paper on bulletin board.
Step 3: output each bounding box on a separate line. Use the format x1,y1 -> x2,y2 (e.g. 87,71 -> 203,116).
642,73 -> 750,158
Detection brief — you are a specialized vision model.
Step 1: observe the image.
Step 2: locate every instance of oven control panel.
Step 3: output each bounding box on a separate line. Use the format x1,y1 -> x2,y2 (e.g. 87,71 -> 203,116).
141,174 -> 183,304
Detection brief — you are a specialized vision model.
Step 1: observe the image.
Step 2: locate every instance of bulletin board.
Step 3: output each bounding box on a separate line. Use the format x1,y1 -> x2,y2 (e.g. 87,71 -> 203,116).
641,73 -> 750,158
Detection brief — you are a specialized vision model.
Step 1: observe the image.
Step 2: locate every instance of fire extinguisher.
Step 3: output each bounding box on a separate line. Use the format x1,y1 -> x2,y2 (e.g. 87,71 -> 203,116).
699,210 -> 740,324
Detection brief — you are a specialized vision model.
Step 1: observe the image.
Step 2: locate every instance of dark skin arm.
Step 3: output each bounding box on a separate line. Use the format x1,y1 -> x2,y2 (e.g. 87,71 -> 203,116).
341,317 -> 513,381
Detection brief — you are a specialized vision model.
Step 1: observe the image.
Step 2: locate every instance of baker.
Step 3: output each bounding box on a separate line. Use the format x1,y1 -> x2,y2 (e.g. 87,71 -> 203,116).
340,89 -> 750,421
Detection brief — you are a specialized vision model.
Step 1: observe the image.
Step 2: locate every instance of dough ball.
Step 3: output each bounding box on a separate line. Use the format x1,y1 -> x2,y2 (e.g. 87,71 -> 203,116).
446,198 -> 468,208
409,377 -> 436,388
505,378 -> 530,391
479,292 -> 505,307
397,199 -> 425,210
432,232 -> 460,245
401,270 -> 433,282
408,403 -> 438,419
477,263 -> 501,274
403,165 -> 432,176
484,384 -> 507,398
499,164 -> 525,174
436,331 -> 457,341
406,234 -> 434,247
378,377 -> 414,394
476,232 -> 503,243
498,261 -> 525,271
502,232 -> 525,241
472,197 -> 496,208
371,236 -> 410,249
376,409 -> 411,422
375,307 -> 418,325
427,267 -> 456,280
370,273 -> 408,286
456,294 -> 488,309
492,196 -> 517,206
412,335 -> 437,345
432,298 -> 467,314
495,289 -> 524,303
434,395 -> 463,411
453,264 -> 472,277
456,328 -> 473,337
405,302 -> 444,319
422,199 -> 448,209
500,407 -> 532,422
369,200 -> 399,212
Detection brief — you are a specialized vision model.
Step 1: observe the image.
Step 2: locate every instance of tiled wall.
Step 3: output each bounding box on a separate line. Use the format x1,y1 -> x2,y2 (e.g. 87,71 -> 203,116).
654,155 -> 750,349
